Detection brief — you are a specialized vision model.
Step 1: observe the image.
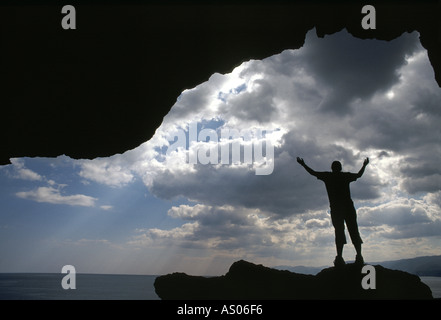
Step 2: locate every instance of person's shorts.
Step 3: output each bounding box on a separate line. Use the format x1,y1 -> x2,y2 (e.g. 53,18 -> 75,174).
330,205 -> 363,246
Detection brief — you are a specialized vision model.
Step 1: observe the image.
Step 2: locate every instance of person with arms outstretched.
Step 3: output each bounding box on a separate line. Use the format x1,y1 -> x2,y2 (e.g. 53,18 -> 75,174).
297,157 -> 369,267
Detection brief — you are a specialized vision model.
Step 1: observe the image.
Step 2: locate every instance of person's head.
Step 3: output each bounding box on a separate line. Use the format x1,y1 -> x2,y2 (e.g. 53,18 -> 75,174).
331,160 -> 342,173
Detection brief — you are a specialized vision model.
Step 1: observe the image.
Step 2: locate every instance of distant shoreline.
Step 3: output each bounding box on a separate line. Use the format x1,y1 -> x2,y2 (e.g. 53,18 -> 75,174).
274,255 -> 441,277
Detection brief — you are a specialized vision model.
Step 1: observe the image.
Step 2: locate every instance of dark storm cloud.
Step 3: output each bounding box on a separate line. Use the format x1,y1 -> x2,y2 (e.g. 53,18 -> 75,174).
401,174 -> 441,194
298,30 -> 421,115
378,220 -> 441,240
413,90 -> 441,117
219,79 -> 278,123
149,134 -> 383,217
148,157 -> 312,217
163,204 -> 280,251
359,200 -> 432,227
347,48 -> 441,154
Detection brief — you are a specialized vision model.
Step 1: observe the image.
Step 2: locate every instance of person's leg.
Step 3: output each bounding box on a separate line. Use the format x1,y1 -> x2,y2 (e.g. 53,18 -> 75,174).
354,242 -> 362,256
331,211 -> 346,266
334,242 -> 346,267
345,207 -> 364,264
336,242 -> 344,257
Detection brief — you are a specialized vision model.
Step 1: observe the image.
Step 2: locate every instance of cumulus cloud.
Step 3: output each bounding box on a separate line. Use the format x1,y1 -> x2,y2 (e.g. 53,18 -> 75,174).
16,186 -> 97,207
129,203 -> 334,257
10,158 -> 43,181
359,198 -> 434,227
78,157 -> 134,187
7,158 -> 100,208
357,195 -> 441,242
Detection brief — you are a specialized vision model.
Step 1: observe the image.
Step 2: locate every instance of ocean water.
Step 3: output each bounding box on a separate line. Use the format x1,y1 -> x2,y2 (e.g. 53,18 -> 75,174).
0,273 -> 160,300
421,277 -> 441,299
1,273 -> 440,299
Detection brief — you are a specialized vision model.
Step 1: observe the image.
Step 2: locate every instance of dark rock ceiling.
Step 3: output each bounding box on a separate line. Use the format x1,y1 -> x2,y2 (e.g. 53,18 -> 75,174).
1,0 -> 440,165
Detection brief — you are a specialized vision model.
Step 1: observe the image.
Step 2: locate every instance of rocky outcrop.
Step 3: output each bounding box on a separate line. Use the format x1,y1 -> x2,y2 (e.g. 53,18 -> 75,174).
1,1 -> 440,164
154,260 -> 433,299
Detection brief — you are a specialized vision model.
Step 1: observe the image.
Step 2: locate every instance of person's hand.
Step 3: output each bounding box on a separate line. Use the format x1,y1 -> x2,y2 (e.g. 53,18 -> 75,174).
363,157 -> 369,166
297,157 -> 305,166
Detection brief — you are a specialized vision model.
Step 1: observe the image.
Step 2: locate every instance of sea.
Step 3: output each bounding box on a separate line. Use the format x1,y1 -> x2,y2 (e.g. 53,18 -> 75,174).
0,273 -> 160,300
0,273 -> 440,300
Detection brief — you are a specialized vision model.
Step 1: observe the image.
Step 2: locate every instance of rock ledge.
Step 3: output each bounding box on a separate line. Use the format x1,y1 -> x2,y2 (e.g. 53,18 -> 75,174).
154,260 -> 433,299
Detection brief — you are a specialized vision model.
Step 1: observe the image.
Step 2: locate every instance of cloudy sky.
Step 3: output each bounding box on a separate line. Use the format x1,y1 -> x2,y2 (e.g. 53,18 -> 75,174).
1,29 -> 440,276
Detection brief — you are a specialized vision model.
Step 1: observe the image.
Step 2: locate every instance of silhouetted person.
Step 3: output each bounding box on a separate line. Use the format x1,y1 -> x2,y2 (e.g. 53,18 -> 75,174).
297,157 -> 369,267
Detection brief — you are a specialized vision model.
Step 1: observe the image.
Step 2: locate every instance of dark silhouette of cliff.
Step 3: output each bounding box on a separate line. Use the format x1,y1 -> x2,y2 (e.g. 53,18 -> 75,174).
154,260 -> 433,299
1,0 -> 440,164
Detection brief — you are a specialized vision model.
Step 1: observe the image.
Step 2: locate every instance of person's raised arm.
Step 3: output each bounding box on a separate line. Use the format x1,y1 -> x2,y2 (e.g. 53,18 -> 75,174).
297,157 -> 318,177
356,157 -> 369,178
